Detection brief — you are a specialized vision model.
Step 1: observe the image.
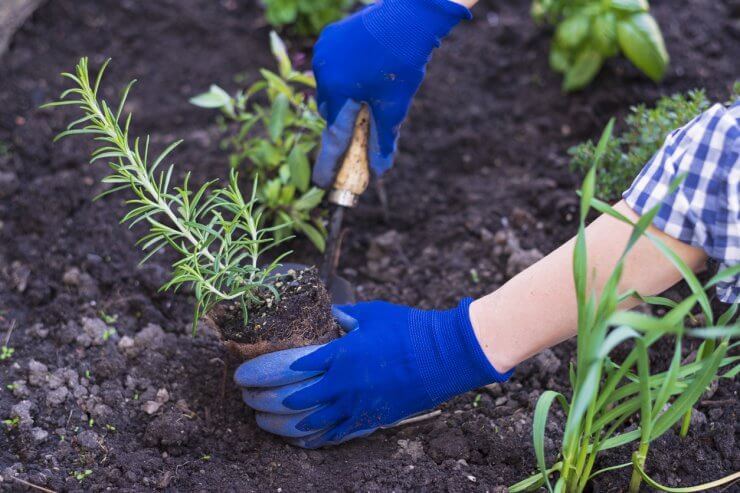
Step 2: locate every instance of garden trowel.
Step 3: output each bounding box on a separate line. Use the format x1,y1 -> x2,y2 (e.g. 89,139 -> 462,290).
318,104 -> 372,304
276,105 -> 371,305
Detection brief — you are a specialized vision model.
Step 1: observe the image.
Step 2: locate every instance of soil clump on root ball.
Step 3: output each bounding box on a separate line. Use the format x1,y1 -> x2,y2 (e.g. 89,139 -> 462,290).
207,267 -> 342,359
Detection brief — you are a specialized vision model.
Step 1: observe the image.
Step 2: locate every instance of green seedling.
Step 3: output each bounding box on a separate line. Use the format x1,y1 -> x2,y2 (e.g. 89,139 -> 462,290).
99,310 -> 118,325
102,328 -> 116,341
6,383 -> 16,390
192,32 -> 327,251
509,120 -> 740,493
1,321 -> 15,361
200,454 -> 212,461
472,393 -> 482,408
44,58 -> 290,333
3,416 -> 20,429
531,0 -> 668,91
570,87 -> 740,201
470,268 -> 480,284
88,418 -> 94,428
0,345 -> 13,361
261,0 -> 359,36
105,424 -> 116,432
73,470 -> 93,482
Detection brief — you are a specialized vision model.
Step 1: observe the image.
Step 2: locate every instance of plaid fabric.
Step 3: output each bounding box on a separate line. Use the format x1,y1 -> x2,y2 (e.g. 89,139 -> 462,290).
623,101 -> 740,303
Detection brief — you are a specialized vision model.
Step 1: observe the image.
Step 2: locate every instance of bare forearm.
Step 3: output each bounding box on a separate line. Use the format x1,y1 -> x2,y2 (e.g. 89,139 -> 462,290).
450,0 -> 479,7
470,200 -> 708,373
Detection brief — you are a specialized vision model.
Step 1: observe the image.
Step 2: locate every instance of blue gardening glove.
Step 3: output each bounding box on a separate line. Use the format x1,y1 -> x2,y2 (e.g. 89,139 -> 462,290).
311,0 -> 472,188
234,299 -> 512,448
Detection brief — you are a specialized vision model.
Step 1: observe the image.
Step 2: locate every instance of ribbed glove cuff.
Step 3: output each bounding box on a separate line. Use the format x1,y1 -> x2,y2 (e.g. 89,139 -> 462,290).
409,298 -> 512,406
363,0 -> 472,69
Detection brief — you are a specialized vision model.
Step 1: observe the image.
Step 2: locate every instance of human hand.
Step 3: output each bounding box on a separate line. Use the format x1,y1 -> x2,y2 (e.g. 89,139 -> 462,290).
234,299 -> 511,448
311,0 -> 472,188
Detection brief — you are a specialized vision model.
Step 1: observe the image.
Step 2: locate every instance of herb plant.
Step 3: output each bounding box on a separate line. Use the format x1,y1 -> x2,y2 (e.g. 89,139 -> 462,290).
510,121 -> 740,493
44,58 -> 289,332
570,86 -> 739,201
191,33 -> 327,251
531,0 -> 669,91
261,0 -> 358,36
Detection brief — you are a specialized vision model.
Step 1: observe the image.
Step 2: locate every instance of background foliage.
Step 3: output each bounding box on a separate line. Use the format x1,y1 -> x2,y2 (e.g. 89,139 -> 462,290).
261,0 -> 359,36
532,0 -> 669,91
570,83 -> 740,201
192,33 -> 328,251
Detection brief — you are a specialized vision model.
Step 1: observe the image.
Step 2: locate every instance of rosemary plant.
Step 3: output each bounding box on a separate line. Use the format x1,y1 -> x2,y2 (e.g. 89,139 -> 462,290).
44,58 -> 290,333
509,121 -> 740,493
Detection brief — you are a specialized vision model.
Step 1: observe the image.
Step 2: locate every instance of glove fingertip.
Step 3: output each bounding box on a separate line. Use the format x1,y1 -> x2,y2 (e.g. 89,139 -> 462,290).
368,152 -> 394,177
367,106 -> 398,175
289,343 -> 334,373
234,345 -> 325,387
312,148 -> 340,189
331,305 -> 359,332
312,100 -> 362,188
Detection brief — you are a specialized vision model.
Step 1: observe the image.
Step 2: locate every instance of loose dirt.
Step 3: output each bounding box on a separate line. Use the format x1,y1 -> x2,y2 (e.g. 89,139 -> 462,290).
0,0 -> 737,491
209,268 -> 341,360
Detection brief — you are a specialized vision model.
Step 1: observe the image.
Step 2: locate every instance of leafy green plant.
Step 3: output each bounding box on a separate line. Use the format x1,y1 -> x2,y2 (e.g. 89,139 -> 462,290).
509,121 -> 740,493
570,86 -> 739,200
531,0 -> 669,91
261,0 -> 358,36
0,345 -> 13,361
44,58 -> 290,333
3,416 -> 20,429
98,310 -> 118,325
73,469 -> 93,482
1,322 -> 14,361
191,32 -> 327,251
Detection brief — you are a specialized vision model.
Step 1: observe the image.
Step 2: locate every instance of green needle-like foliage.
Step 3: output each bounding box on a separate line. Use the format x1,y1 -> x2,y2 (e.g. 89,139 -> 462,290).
509,120 -> 739,493
44,58 -> 290,333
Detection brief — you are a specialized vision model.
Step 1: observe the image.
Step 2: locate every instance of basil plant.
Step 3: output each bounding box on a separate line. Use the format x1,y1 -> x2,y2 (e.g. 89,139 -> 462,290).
532,0 -> 669,91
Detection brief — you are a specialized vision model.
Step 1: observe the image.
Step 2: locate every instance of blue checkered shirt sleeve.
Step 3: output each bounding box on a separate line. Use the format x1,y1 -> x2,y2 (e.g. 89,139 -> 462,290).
623,101 -> 740,303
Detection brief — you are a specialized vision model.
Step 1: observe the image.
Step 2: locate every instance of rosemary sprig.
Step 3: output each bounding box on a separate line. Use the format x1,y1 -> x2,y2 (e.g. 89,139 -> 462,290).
43,58 -> 290,332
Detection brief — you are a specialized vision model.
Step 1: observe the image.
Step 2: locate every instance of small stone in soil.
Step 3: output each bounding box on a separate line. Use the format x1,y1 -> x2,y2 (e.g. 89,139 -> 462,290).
142,401 -> 162,415
31,427 -> 49,443
46,387 -> 69,407
77,430 -> 102,450
10,400 -> 35,427
27,359 -> 49,386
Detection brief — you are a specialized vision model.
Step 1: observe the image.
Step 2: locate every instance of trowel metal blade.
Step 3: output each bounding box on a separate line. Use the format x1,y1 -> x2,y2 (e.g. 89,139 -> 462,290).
271,262 -> 355,305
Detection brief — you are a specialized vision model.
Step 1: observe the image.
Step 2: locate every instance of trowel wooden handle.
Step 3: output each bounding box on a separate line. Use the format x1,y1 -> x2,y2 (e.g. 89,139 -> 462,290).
329,105 -> 371,207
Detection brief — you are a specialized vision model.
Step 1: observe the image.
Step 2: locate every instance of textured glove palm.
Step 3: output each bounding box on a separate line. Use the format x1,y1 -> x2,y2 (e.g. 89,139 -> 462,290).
311,0 -> 472,188
234,299 -> 511,448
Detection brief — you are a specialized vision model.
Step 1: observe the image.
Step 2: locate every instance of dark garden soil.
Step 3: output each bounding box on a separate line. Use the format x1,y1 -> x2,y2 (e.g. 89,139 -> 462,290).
209,268 -> 341,360
0,0 -> 738,491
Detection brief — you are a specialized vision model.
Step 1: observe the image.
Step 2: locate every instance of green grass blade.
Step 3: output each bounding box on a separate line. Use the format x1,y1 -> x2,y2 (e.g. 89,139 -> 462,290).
632,458 -> 740,492
651,342 -> 728,439
652,336 -> 682,422
532,391 -> 566,493
588,461 -> 634,481
645,232 -> 712,323
509,463 -> 563,493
